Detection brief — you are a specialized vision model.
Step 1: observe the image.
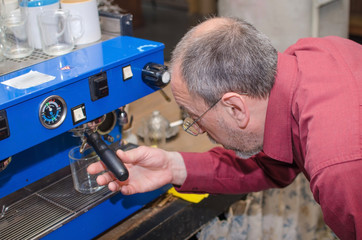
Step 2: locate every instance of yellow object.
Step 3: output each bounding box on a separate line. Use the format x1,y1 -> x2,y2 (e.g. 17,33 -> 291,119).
167,187 -> 209,203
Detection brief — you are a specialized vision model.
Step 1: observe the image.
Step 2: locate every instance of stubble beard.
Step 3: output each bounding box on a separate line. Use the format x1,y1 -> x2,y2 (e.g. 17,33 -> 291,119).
207,119 -> 263,159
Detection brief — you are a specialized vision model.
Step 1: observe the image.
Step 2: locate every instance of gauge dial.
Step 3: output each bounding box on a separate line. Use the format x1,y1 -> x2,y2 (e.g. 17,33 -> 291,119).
39,95 -> 67,129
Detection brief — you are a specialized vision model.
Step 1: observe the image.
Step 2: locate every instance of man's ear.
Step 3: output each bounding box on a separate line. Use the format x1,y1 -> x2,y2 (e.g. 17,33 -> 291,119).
220,92 -> 249,129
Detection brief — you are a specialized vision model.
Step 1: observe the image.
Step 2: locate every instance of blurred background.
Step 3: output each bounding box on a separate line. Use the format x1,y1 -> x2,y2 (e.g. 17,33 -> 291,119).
115,0 -> 362,61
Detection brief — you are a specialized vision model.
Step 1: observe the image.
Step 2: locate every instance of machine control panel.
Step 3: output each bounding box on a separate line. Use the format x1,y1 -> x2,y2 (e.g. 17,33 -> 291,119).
0,36 -> 166,162
0,110 -> 10,140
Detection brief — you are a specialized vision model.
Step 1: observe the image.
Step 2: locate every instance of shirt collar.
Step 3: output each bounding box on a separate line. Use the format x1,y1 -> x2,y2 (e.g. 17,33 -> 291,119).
262,52 -> 297,163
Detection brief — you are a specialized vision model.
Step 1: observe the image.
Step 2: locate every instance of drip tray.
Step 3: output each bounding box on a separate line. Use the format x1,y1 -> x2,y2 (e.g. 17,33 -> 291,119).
0,170 -> 114,240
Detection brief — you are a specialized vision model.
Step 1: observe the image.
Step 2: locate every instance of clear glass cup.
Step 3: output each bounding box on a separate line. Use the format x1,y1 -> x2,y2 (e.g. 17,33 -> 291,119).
0,0 -> 34,59
69,146 -> 104,194
25,0 -> 59,49
0,41 -> 4,62
37,9 -> 83,56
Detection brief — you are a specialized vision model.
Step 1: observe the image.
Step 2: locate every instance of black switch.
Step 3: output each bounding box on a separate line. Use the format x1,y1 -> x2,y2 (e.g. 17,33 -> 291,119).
89,72 -> 109,101
96,80 -> 109,97
0,117 -> 6,128
0,110 -> 10,141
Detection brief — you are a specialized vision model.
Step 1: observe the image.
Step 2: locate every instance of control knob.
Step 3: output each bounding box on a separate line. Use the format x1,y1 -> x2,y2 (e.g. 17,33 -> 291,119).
142,62 -> 170,88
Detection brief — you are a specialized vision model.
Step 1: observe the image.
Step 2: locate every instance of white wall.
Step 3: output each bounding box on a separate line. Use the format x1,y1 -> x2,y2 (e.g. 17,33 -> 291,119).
218,0 -> 350,51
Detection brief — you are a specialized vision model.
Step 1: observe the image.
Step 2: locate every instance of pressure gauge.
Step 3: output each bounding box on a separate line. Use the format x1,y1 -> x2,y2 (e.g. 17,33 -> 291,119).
39,95 -> 67,129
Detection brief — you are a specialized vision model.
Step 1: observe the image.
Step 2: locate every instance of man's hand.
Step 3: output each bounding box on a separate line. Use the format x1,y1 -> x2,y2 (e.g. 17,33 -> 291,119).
87,146 -> 187,195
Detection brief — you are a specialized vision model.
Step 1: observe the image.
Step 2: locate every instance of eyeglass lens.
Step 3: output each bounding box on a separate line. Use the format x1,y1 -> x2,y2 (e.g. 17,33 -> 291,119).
183,117 -> 200,136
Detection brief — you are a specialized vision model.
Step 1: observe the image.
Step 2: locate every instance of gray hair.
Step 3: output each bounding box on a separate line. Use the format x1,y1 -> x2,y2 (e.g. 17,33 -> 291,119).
171,17 -> 278,106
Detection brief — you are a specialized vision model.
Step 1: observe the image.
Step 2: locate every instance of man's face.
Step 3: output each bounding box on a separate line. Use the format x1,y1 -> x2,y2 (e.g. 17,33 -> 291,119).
171,64 -> 263,159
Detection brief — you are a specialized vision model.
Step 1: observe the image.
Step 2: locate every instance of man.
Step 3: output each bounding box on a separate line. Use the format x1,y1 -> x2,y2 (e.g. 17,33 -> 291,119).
88,17 -> 362,239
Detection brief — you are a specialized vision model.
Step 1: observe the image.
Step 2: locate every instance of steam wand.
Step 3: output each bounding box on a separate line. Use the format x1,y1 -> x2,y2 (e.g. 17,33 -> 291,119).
79,116 -> 129,182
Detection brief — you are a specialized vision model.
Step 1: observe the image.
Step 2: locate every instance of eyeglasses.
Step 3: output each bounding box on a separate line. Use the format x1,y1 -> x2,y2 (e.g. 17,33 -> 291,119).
182,92 -> 249,136
182,98 -> 222,136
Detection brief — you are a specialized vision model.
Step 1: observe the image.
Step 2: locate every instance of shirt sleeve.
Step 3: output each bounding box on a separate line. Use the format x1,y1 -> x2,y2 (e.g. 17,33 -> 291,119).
175,147 -> 301,194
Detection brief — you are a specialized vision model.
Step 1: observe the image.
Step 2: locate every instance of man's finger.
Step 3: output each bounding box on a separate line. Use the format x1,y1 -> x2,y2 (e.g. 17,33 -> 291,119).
120,185 -> 134,195
96,171 -> 115,185
87,161 -> 107,174
109,181 -> 122,192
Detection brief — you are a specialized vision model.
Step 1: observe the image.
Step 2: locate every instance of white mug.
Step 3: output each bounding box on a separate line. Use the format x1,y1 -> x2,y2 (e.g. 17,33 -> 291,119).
60,0 -> 101,45
37,9 -> 83,56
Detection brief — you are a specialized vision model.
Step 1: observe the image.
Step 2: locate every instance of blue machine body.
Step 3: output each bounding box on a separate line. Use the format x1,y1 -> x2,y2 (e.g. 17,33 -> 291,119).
0,36 -> 169,239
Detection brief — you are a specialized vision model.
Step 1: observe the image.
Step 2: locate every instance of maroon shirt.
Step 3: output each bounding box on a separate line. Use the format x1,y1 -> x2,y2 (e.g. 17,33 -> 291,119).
177,36 -> 362,239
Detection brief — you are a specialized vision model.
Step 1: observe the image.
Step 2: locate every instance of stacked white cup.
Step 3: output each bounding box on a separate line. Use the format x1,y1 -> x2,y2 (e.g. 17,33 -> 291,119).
60,0 -> 101,45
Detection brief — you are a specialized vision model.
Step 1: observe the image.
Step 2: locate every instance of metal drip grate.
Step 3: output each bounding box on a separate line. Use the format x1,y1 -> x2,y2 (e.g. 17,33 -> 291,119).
0,174 -> 113,240
0,49 -> 53,76
38,174 -> 110,212
5,49 -> 51,64
0,194 -> 72,240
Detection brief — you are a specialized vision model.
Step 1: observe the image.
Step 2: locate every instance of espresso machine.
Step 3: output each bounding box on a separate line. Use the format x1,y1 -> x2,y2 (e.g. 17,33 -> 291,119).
0,33 -> 171,239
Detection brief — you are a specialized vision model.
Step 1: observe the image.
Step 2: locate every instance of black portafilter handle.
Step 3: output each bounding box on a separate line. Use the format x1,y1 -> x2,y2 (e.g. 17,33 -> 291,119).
85,131 -> 129,181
